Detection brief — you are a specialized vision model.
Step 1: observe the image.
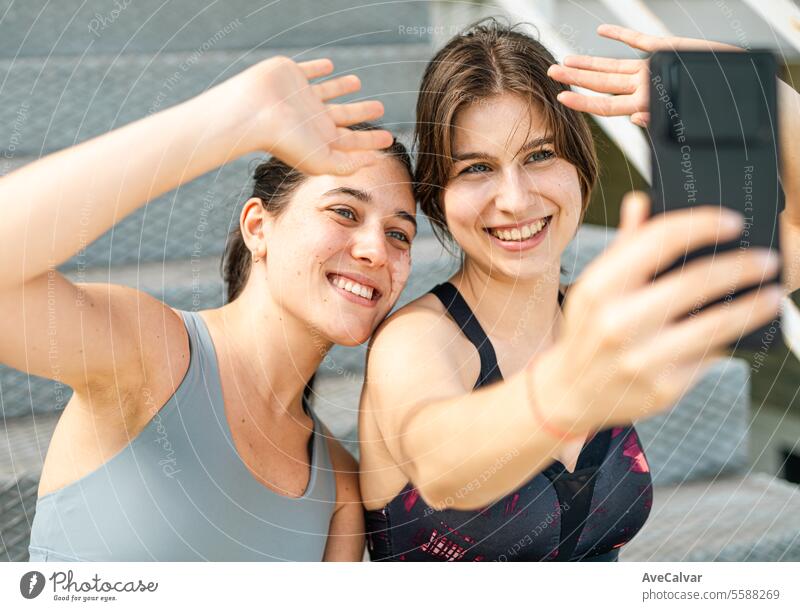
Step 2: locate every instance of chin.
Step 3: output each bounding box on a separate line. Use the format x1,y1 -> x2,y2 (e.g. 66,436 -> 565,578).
477,250 -> 553,280
330,332 -> 372,347
323,321 -> 374,347
510,259 -> 561,281
488,241 -> 565,279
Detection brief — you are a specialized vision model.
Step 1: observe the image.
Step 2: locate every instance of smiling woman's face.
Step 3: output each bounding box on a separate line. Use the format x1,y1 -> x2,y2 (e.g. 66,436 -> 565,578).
443,93 -> 583,281
260,155 -> 416,346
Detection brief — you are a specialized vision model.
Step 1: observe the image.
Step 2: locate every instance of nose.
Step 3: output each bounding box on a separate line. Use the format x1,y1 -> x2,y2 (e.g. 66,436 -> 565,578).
349,223 -> 388,268
493,167 -> 531,217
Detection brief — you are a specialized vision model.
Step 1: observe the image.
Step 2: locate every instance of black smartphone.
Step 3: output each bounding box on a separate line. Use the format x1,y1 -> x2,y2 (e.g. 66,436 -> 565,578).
648,49 -> 783,351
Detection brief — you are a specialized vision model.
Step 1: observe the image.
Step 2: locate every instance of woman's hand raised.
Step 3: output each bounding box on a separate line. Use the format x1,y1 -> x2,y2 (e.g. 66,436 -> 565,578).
0,53 -> 394,299
549,25 -> 800,294
216,55 -> 393,175
530,192 -> 782,437
546,24 -> 739,127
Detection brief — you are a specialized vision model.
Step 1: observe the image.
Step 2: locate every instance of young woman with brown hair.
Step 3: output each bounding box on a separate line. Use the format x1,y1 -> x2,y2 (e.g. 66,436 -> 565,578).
0,55 -> 418,561
359,19 -> 785,561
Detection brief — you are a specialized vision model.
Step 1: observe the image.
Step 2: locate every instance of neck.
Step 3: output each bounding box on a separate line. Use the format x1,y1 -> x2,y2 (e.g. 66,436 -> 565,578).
205,279 -> 332,419
453,258 -> 563,348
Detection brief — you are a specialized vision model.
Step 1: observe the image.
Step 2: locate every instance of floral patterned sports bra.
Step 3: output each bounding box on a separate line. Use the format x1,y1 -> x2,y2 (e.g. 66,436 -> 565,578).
364,282 -> 653,561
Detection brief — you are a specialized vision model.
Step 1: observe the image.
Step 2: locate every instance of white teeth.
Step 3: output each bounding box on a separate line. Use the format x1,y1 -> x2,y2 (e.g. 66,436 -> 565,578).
489,217 -> 549,242
330,275 -> 374,300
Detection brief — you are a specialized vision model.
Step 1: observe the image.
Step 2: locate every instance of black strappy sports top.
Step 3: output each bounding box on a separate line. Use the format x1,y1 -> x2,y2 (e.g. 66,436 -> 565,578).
364,282 -> 653,561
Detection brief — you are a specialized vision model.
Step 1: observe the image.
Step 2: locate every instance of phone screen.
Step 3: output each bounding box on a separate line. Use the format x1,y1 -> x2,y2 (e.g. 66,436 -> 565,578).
670,56 -> 773,144
648,50 -> 782,350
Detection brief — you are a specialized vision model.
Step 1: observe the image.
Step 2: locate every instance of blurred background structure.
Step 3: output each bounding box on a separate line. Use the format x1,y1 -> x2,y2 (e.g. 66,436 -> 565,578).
1,0 -> 799,561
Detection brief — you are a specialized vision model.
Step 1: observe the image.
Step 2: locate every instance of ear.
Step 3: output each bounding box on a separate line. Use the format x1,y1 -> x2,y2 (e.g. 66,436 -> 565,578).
240,197 -> 270,261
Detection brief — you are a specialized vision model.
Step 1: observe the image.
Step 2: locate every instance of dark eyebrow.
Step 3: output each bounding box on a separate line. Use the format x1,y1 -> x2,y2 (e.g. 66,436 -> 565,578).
518,136 -> 555,155
451,150 -> 496,162
323,186 -> 416,232
452,136 -> 555,162
396,210 -> 417,233
323,187 -> 371,202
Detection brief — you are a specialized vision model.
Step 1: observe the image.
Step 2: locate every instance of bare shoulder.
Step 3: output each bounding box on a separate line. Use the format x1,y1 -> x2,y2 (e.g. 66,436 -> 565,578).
78,284 -> 190,420
98,285 -> 188,380
75,283 -> 188,354
67,283 -> 189,393
35,287 -> 191,497
364,289 -> 481,406
358,291 -> 477,507
367,292 -> 468,375
361,289 -> 477,439
0,273 -> 189,401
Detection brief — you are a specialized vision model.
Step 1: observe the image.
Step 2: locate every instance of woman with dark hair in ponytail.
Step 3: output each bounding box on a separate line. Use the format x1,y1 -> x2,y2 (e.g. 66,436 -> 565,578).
2,56 -> 417,561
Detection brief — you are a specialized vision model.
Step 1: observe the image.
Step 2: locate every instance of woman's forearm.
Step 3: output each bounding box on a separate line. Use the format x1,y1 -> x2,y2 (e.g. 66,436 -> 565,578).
0,55 -> 392,291
0,84 -> 245,289
398,368 -> 580,511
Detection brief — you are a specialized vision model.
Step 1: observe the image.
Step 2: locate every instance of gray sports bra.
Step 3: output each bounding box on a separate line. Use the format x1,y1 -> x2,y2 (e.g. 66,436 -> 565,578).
28,309 -> 336,561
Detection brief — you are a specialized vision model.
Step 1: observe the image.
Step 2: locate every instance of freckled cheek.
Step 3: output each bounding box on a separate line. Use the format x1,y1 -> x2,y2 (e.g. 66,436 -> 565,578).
303,227 -> 352,267
389,251 -> 411,294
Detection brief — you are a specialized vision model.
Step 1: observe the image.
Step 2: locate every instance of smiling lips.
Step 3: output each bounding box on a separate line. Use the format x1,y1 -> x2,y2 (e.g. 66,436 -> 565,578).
327,217 -> 550,305
486,216 -> 551,242
327,273 -> 382,307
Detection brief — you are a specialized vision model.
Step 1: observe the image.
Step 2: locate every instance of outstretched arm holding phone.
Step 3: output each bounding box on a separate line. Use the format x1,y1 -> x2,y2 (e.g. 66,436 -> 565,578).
547,24 -> 800,294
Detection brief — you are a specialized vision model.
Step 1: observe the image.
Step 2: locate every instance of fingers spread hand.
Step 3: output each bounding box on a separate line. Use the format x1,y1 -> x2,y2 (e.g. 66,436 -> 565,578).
328,100 -> 385,127
637,283 -> 782,366
597,24 -> 659,52
562,55 -> 642,74
556,90 -> 639,116
548,64 -> 637,95
597,23 -> 742,53
594,205 -> 745,290
312,74 -> 361,102
332,126 -> 394,152
298,58 -> 334,80
623,247 -> 780,331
